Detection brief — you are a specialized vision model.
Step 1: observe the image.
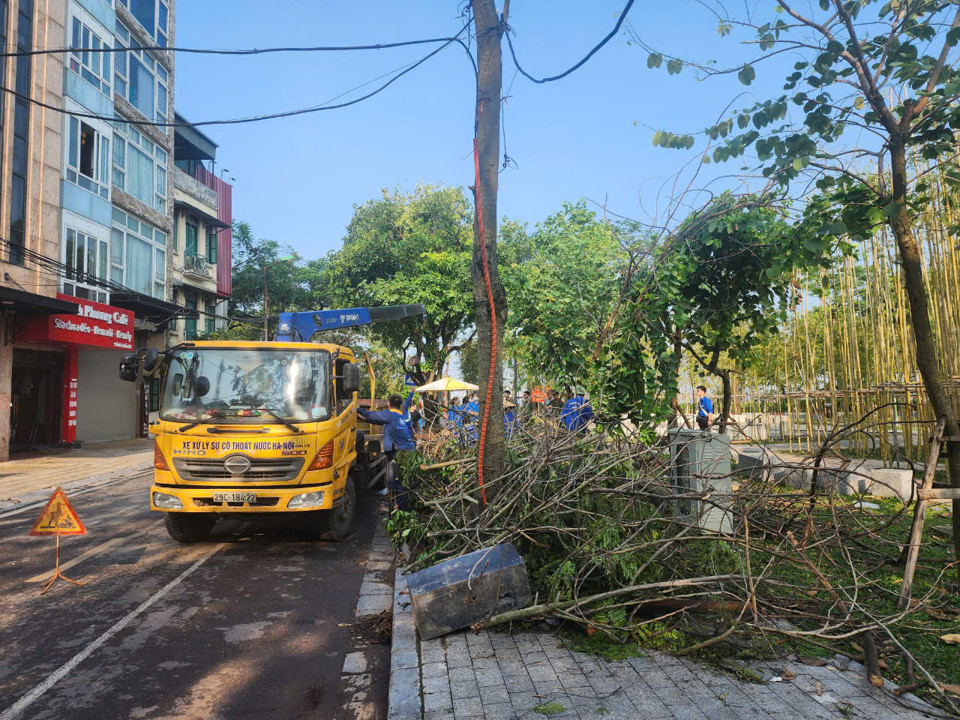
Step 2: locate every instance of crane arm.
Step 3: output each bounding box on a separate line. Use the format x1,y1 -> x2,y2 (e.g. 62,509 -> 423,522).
275,304 -> 425,342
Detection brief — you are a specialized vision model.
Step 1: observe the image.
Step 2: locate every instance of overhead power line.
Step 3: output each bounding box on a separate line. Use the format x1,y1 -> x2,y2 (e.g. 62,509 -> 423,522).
0,21 -> 476,129
0,32 -> 472,59
503,0 -> 635,84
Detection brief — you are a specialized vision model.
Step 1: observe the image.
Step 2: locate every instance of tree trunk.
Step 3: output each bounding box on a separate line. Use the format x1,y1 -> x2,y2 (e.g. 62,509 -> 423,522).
716,367 -> 732,434
471,0 -> 508,494
888,137 -> 960,571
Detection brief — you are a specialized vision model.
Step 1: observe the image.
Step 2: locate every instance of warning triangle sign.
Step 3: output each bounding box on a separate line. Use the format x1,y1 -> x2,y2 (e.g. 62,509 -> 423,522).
29,487 -> 87,536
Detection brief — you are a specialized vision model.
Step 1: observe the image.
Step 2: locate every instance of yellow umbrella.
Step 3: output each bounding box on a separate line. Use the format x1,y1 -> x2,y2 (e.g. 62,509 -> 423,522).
414,377 -> 479,393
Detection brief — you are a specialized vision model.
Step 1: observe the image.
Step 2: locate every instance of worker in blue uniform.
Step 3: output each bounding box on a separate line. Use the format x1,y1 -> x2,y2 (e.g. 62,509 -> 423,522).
358,391 -> 416,508
695,385 -> 714,430
561,386 -> 594,432
461,393 -> 480,445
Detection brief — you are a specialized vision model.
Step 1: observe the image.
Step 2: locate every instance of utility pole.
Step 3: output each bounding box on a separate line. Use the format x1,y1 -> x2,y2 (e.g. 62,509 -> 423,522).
263,263 -> 269,341
470,0 -> 509,495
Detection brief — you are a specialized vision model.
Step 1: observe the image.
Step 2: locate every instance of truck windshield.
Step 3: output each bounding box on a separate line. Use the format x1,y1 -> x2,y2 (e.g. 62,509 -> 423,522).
159,347 -> 330,424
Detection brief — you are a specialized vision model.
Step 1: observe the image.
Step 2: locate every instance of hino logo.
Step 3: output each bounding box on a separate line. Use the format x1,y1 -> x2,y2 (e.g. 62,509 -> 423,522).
223,455 -> 252,475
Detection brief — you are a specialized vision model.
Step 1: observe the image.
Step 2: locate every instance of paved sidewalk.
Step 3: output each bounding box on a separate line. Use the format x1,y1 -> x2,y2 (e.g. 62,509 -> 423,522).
389,571 -> 941,720
0,438 -> 152,508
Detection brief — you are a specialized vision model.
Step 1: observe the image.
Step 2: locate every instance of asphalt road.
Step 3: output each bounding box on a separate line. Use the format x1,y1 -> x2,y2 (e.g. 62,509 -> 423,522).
0,472 -> 388,720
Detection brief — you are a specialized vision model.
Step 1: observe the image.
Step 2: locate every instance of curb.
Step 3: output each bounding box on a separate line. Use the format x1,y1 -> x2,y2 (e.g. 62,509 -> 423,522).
0,461 -> 153,514
388,565 -> 422,720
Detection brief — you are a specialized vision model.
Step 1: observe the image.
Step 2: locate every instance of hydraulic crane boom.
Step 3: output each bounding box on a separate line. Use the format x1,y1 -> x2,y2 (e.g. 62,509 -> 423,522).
274,304 -> 426,343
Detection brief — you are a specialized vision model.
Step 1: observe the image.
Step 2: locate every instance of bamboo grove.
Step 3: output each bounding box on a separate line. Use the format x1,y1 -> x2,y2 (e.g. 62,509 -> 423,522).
733,159 -> 960,464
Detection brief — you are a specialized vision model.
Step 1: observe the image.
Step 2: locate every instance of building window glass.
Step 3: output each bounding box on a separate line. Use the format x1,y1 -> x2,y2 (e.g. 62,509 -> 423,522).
63,227 -> 109,303
149,376 -> 161,411
66,116 -> 110,198
205,300 -> 216,335
111,207 -> 167,300
116,0 -> 168,47
206,227 -> 218,263
185,218 -> 198,256
113,21 -> 168,122
112,120 -> 166,212
9,0 -> 31,266
185,295 -> 197,340
69,15 -> 111,95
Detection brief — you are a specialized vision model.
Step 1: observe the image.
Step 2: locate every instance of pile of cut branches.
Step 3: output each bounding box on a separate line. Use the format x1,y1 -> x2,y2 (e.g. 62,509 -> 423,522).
390,411 -> 960,715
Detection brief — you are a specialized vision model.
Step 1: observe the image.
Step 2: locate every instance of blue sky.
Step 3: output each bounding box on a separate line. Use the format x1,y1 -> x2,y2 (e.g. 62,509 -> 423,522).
174,1 -> 789,259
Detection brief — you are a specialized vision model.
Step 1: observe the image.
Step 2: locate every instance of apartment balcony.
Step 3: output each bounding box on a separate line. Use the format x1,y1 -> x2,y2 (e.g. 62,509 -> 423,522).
183,252 -> 212,279
173,166 -> 218,213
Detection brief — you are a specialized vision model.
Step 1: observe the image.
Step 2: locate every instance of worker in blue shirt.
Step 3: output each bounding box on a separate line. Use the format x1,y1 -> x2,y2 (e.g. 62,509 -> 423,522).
561,386 -> 594,432
461,393 -> 480,445
504,402 -> 517,439
446,396 -> 462,427
358,391 -> 416,508
695,385 -> 714,430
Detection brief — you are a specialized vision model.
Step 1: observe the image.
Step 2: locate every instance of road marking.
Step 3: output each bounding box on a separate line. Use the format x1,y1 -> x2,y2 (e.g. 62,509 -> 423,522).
25,537 -> 127,583
0,543 -> 222,720
0,471 -> 150,520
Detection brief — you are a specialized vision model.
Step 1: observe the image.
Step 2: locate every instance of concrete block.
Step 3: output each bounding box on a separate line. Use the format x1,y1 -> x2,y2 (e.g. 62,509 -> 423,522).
773,465 -> 812,492
869,468 -> 914,501
407,544 -> 532,640
734,450 -> 772,481
387,667 -> 422,720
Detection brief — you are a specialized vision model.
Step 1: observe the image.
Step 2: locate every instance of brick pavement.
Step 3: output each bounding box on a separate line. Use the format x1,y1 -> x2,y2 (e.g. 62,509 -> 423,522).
388,569 -> 942,720
0,438 -> 152,507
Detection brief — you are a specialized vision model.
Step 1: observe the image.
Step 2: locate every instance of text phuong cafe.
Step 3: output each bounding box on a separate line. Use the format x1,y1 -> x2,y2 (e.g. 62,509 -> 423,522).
14,294 -> 139,450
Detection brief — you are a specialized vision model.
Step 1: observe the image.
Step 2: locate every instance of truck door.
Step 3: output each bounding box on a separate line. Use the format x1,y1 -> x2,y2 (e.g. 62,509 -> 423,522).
332,357 -> 357,486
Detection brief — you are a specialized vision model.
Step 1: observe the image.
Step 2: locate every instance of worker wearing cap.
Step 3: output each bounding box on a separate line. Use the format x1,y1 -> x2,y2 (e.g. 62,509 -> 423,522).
358,391 -> 416,508
561,386 -> 594,432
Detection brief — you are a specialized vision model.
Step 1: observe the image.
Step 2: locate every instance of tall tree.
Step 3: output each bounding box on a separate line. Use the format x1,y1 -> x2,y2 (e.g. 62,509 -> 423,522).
599,194 -> 835,429
471,0 -> 509,492
647,0 -> 960,562
225,221 -> 309,338
501,202 -> 628,385
327,185 -> 476,394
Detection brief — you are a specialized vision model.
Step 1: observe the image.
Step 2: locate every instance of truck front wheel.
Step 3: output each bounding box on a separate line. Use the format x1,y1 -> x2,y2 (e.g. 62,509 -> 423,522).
164,513 -> 216,543
320,476 -> 356,541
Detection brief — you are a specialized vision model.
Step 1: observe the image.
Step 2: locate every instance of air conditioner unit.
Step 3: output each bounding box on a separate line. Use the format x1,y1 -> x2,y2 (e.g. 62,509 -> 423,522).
668,429 -> 733,533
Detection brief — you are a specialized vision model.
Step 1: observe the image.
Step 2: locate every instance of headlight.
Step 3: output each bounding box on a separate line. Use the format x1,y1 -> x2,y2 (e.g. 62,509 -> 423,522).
152,492 -> 183,509
288,491 -> 325,509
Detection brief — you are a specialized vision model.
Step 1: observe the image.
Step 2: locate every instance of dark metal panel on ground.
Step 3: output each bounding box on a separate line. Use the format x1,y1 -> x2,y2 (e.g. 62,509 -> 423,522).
406,543 -> 531,641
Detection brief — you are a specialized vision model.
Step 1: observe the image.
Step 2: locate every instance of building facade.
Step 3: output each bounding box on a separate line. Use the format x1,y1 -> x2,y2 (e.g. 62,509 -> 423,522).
170,112 -> 231,343
0,0 -> 73,459
0,0 -> 232,460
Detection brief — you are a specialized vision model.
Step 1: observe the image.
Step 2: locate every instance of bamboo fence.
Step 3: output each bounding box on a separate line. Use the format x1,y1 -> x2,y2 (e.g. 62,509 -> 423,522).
730,162 -> 960,463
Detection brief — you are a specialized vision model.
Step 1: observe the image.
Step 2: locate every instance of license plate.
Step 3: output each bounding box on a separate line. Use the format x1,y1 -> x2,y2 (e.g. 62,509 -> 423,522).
212,492 -> 257,504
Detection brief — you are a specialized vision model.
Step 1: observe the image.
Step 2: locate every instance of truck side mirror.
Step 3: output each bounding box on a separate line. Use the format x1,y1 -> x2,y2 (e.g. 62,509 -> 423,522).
343,363 -> 360,395
196,376 -> 210,398
140,347 -> 160,373
119,353 -> 138,382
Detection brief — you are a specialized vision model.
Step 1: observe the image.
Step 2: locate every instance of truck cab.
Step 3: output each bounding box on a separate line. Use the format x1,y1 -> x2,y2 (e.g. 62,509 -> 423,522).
144,340 -> 363,543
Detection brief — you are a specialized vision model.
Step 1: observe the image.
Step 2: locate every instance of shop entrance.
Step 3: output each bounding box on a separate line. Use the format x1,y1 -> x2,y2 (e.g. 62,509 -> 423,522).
11,349 -> 63,450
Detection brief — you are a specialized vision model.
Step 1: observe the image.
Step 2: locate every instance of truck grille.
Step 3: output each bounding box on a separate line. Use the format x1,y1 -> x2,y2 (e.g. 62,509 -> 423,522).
172,456 -> 305,483
193,497 -> 281,508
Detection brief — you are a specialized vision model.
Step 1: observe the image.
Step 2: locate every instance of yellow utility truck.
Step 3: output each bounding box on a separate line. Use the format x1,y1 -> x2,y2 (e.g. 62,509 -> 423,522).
119,305 -> 423,543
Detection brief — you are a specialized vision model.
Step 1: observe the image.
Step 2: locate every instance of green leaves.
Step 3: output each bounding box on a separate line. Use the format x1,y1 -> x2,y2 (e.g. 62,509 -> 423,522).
738,64 -> 756,85
652,131 -> 695,150
667,58 -> 683,75
647,53 -> 662,69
